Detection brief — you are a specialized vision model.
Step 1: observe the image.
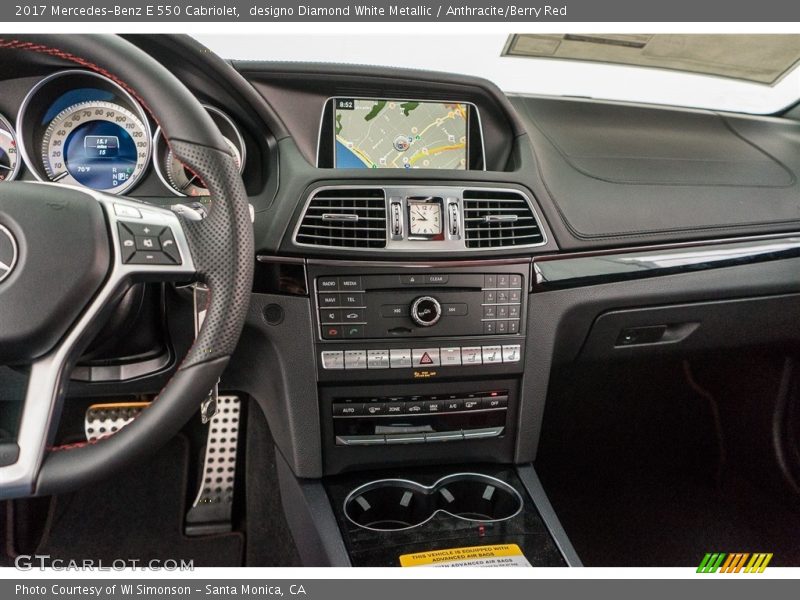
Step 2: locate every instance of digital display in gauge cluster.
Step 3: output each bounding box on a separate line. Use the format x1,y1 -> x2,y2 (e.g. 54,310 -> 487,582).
16,70 -> 153,195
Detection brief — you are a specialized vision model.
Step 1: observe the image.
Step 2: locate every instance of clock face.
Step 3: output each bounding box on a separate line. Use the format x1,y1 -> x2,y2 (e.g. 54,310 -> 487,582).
409,202 -> 442,236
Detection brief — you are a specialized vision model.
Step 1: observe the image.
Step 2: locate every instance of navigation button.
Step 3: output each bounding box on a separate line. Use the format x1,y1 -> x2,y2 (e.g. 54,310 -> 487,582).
344,350 -> 367,369
440,347 -> 462,366
320,351 -> 344,370
390,349 -> 412,369
412,348 -> 440,367
482,346 -> 503,364
461,347 -> 482,364
318,294 -> 340,308
367,349 -> 390,369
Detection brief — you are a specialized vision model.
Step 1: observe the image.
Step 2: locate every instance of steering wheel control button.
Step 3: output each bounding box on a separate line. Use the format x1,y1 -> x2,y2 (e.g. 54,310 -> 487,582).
113,203 -> 142,219
410,296 -> 442,327
321,351 -> 345,370
390,349 -> 412,368
412,348 -> 441,367
367,349 -> 390,369
159,228 -> 181,263
135,235 -> 160,251
116,223 -> 136,262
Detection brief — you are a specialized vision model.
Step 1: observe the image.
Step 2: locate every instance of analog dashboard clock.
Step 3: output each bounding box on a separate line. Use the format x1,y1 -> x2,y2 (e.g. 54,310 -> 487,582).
408,199 -> 443,239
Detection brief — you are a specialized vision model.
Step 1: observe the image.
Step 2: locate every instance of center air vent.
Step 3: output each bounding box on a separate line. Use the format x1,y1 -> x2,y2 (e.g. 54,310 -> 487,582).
463,190 -> 544,249
296,188 -> 387,249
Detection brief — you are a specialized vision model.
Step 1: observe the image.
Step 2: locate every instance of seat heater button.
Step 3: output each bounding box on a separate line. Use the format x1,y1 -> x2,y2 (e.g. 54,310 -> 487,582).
344,350 -> 367,369
412,348 -> 440,367
440,347 -> 462,366
321,351 -> 344,369
502,345 -> 522,363
367,349 -> 390,369
461,347 -> 483,365
390,349 -> 412,368
482,346 -> 503,364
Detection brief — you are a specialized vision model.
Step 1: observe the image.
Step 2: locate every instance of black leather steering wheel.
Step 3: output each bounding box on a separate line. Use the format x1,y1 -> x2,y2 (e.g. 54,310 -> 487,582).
0,35 -> 254,498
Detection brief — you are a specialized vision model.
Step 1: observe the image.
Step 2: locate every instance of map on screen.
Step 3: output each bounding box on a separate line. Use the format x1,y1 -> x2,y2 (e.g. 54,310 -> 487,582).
333,98 -> 468,170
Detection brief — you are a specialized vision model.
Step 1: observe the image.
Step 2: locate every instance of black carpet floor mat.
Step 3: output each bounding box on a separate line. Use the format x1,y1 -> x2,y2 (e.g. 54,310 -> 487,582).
35,435 -> 244,567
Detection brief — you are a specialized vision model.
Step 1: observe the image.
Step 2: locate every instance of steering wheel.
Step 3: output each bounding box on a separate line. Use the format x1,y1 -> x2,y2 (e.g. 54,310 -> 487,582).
0,35 -> 254,499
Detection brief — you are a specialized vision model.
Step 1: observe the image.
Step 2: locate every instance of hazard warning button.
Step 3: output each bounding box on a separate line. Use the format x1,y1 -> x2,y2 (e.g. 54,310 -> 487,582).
412,348 -> 441,367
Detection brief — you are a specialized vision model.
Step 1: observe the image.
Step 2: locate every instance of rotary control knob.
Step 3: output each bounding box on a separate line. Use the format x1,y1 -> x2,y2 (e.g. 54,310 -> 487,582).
410,296 -> 442,327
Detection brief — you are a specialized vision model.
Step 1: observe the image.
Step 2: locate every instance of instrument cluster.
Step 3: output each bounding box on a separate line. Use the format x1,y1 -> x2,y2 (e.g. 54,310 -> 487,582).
1,69 -> 246,197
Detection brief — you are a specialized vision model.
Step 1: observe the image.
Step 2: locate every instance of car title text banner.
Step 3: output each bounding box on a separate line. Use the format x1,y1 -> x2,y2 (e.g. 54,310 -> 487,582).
4,0 -> 800,21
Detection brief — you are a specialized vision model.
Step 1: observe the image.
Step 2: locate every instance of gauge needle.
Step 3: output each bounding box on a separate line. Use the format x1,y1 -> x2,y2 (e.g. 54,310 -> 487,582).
414,210 -> 427,221
0,164 -> 11,171
53,171 -> 69,182
180,174 -> 199,192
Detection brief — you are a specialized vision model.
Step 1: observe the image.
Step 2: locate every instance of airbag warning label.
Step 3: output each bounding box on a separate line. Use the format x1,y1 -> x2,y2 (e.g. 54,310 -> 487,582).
399,544 -> 532,568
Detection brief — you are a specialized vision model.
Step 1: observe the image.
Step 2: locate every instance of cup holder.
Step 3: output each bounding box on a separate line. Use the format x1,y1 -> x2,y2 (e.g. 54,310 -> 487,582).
343,473 -> 523,532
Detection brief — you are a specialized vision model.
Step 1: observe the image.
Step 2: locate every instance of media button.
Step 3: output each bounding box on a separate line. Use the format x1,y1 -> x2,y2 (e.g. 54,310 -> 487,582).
339,276 -> 362,291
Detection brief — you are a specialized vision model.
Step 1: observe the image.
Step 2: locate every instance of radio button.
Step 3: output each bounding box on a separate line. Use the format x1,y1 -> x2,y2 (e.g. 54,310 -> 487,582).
483,305 -> 497,318
322,326 -> 343,340
497,290 -> 510,304
390,349 -> 412,369
509,289 -> 522,303
344,325 -> 364,338
484,274 -> 497,288
412,348 -> 440,367
510,274 -> 523,288
497,274 -> 511,288
440,347 -> 462,366
461,347 -> 483,365
344,350 -> 367,369
484,290 -> 497,304
332,402 -> 363,416
381,304 -> 406,318
509,305 -> 520,318
482,346 -> 503,364
367,349 -> 390,369
498,305 -> 509,319
339,276 -> 362,291
443,303 -> 468,316
320,309 -> 341,324
318,294 -> 340,307
318,277 -> 339,291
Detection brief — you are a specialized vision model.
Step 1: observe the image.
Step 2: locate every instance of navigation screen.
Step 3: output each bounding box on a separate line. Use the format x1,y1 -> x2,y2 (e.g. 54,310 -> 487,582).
333,98 -> 468,170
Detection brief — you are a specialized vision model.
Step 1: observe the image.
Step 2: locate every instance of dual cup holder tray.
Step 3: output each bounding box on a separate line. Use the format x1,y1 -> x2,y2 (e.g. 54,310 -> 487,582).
326,466 -> 567,567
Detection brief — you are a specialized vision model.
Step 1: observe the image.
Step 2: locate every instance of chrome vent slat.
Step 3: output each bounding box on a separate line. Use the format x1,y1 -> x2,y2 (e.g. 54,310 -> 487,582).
462,189 -> 544,249
296,188 -> 387,249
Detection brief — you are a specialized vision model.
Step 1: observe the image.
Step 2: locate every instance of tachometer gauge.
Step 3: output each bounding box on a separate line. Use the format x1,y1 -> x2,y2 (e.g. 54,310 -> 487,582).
154,105 -> 245,198
0,114 -> 20,182
41,101 -> 150,194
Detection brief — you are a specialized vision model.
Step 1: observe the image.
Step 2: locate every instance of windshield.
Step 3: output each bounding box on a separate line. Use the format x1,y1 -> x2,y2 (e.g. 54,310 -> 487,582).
196,33 -> 800,115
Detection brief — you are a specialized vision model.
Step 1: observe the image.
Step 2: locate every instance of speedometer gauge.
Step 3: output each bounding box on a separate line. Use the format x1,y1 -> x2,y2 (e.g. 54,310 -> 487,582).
41,101 -> 150,194
0,113 -> 20,182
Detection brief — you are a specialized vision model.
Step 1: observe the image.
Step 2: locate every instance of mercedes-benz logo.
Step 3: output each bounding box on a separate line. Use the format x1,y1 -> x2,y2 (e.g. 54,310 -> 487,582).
0,224 -> 18,284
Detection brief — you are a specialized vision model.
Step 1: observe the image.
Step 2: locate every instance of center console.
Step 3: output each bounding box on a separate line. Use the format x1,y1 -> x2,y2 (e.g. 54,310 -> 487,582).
309,261 -> 529,474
